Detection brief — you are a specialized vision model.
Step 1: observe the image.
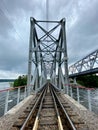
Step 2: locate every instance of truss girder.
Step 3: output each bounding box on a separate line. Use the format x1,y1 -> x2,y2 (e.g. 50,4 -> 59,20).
69,49 -> 98,74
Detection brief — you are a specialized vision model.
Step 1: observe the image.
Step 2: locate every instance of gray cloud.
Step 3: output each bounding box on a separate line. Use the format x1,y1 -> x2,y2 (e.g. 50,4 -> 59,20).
66,0 -> 98,65
0,0 -> 98,78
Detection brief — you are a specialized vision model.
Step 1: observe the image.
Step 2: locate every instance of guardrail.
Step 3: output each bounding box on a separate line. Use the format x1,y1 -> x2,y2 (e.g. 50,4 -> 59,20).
64,84 -> 98,114
0,85 -> 34,117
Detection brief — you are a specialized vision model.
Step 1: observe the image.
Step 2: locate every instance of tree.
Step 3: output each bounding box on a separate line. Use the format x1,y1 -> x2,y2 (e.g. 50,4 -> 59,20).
13,75 -> 27,87
77,74 -> 98,88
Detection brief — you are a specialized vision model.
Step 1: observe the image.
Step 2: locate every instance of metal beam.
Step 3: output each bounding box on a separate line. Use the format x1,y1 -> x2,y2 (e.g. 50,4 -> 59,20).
69,67 -> 98,78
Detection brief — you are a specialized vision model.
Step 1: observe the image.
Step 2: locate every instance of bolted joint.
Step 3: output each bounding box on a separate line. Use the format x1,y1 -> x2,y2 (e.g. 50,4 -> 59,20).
30,17 -> 36,23
63,56 -> 68,61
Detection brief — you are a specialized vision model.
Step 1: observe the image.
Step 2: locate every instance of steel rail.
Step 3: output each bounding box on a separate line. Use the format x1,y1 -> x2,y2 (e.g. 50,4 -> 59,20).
32,87 -> 47,130
52,87 -> 77,130
50,87 -> 64,130
20,86 -> 46,130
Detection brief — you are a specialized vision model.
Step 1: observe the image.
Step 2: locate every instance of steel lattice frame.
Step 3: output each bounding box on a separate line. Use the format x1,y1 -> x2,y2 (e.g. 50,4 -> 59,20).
27,18 -> 69,88
69,49 -> 98,75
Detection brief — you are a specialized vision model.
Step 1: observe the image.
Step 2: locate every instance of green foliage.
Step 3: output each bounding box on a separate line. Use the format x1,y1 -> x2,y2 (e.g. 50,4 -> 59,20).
77,74 -> 98,88
13,75 -> 27,87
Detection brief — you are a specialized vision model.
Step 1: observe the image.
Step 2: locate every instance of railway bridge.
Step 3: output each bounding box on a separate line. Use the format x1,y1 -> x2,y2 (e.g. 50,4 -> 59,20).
0,18 -> 98,130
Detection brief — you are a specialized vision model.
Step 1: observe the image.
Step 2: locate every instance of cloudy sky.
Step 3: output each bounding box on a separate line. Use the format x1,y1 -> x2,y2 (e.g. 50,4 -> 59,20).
0,0 -> 98,79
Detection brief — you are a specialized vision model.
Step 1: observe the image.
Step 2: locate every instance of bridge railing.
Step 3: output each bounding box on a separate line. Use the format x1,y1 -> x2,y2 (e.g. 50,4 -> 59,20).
64,84 -> 98,114
50,65 -> 98,114
0,85 -> 34,117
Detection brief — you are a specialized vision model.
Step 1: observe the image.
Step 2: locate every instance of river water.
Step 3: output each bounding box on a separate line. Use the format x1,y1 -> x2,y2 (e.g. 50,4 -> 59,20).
0,82 -> 10,90
0,82 -> 25,117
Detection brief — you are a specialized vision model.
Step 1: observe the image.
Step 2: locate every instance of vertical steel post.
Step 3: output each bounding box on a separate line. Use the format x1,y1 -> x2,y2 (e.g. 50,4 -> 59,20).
55,72 -> 57,86
77,87 -> 80,103
17,87 -> 20,104
39,75 -> 41,88
27,18 -> 34,88
70,86 -> 73,98
53,71 -> 55,84
87,89 -> 92,111
62,18 -> 69,94
24,86 -> 27,98
53,70 -> 56,85
40,71 -> 43,88
74,77 -> 77,84
59,67 -> 61,89
53,71 -> 54,84
4,90 -> 9,114
53,58 -> 56,86
57,65 -> 59,88
35,67 -> 39,91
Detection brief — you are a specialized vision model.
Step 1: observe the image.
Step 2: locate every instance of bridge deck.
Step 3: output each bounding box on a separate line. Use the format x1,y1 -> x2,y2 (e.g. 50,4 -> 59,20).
0,83 -> 98,130
69,67 -> 98,78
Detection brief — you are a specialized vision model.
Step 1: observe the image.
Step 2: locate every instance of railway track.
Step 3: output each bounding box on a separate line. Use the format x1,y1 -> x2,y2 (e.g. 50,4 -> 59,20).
11,83 -> 88,130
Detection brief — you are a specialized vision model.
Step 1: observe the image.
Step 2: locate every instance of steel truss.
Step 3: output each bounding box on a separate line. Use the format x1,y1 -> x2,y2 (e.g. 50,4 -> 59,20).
69,49 -> 98,75
27,17 -> 69,91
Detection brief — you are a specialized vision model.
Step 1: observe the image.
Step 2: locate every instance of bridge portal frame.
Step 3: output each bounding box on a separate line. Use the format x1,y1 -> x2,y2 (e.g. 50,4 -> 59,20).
27,18 -> 69,92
